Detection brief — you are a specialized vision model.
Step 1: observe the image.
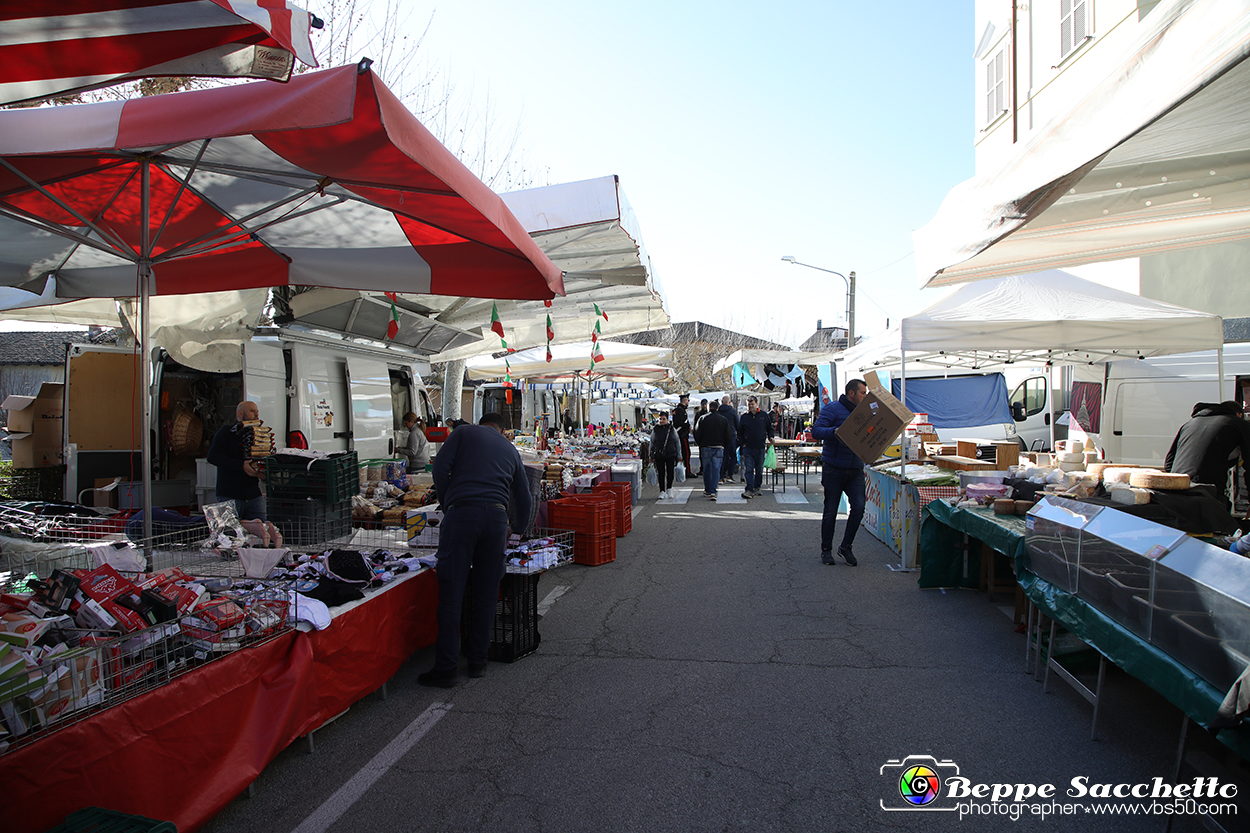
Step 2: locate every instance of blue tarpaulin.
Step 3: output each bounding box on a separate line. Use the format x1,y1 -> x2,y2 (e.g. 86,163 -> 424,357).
890,373 -> 1012,428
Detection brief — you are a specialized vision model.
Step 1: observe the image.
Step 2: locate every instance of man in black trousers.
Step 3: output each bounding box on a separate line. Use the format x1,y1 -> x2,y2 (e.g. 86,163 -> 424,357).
673,393 -> 692,477
419,412 -> 532,687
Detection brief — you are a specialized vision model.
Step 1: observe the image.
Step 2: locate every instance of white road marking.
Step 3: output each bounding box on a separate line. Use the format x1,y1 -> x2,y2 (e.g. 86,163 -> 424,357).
538,585 -> 569,616
290,702 -> 452,833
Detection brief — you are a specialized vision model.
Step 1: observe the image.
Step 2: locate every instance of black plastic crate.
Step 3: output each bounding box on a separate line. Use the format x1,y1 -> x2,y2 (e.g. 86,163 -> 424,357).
44,807 -> 177,832
462,573 -> 542,663
264,452 -> 358,503
268,497 -> 352,546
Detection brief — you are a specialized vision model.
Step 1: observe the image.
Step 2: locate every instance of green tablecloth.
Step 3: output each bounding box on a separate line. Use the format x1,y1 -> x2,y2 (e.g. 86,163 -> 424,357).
920,497 -> 1250,758
919,500 -> 1027,589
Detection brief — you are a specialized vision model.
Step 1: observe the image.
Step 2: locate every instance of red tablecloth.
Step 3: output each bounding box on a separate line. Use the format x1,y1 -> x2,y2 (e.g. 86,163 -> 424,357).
0,569 -> 439,833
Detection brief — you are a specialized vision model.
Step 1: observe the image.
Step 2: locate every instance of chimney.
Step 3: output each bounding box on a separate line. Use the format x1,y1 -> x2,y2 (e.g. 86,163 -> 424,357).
816,319 -> 822,330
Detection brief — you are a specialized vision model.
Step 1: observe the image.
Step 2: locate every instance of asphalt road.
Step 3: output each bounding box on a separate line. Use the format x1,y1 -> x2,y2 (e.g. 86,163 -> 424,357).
202,476 -> 1247,833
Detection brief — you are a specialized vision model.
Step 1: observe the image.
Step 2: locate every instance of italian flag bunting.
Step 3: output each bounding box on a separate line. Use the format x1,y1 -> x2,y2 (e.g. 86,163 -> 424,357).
591,341 -> 605,364
546,314 -> 554,342
384,292 -> 400,340
591,320 -> 601,343
594,303 -> 608,321
490,302 -> 505,338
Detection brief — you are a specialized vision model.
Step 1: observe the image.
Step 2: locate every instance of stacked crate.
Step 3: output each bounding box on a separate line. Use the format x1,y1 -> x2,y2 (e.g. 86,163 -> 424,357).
264,452 -> 358,545
547,493 -> 617,565
592,481 -> 632,537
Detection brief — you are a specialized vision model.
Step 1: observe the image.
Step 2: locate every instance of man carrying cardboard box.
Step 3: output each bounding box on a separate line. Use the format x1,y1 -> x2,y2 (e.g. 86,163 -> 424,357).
811,379 -> 869,566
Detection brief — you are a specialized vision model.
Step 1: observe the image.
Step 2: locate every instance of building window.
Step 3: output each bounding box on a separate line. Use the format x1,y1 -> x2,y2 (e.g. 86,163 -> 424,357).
1060,0 -> 1090,60
984,45 -> 1009,126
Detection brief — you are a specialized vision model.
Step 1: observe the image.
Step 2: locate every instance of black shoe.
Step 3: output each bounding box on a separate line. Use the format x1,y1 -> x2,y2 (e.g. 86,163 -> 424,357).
418,667 -> 459,688
468,663 -> 487,679
839,547 -> 858,566
821,550 -> 835,565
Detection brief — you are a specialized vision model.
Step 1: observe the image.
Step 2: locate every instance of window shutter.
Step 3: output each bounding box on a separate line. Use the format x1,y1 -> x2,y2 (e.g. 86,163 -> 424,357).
1061,0 -> 1089,60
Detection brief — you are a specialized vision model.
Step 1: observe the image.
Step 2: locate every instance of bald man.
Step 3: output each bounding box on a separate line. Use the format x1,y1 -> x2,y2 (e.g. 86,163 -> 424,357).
207,400 -> 266,521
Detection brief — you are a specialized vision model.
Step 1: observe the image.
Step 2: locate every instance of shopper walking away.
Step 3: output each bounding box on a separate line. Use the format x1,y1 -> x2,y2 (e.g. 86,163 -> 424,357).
692,399 -> 711,476
694,403 -> 733,501
650,411 -> 681,499
737,396 -> 774,498
419,412 -> 532,687
673,394 -> 692,476
718,396 -> 740,482
811,379 -> 869,566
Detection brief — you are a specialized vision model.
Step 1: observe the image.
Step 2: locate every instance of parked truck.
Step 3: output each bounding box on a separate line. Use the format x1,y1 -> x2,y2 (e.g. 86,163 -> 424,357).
58,326 -> 437,508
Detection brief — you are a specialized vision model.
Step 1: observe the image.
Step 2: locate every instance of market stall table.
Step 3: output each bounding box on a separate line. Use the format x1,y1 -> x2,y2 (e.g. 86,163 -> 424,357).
0,568 -> 439,833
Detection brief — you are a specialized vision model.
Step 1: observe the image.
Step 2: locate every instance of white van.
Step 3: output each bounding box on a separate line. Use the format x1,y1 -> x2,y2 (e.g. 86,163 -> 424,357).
1066,344 -> 1250,467
60,328 -> 436,506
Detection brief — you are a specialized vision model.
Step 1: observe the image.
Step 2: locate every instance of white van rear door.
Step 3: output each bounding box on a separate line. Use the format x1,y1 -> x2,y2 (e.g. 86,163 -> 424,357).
242,340 -> 287,450
291,346 -> 351,454
346,356 -> 394,459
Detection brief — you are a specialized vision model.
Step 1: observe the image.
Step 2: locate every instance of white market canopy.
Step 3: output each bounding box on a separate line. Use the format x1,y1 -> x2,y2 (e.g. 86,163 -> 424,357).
914,0 -> 1250,288
840,271 -> 1224,375
711,348 -> 838,375
465,340 -> 673,380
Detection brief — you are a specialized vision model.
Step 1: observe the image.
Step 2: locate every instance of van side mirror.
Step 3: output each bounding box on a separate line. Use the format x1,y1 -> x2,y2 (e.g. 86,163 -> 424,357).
1011,402 -> 1027,422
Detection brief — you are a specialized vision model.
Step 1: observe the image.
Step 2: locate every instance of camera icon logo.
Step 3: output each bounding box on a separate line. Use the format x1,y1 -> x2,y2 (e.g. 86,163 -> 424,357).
880,755 -> 960,812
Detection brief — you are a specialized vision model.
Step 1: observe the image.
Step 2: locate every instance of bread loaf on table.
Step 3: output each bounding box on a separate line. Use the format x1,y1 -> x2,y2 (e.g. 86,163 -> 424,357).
993,498 -> 1016,515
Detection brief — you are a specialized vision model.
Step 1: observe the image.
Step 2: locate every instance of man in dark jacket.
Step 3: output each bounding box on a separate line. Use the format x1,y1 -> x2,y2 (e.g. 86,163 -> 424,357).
694,405 -> 734,501
811,379 -> 869,566
207,400 -> 265,521
1165,401 -> 1250,511
718,396 -> 741,482
673,393 -> 692,476
737,396 -> 775,498
420,412 -> 532,687
692,398 -> 711,475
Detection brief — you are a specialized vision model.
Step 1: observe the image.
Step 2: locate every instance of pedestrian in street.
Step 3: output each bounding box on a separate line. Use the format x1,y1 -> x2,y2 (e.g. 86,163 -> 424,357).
737,396 -> 774,499
770,402 -> 784,438
419,412 -> 532,687
718,395 -> 740,482
692,398 -> 711,476
673,393 -> 692,476
650,411 -> 681,499
694,402 -> 733,501
811,379 -> 869,566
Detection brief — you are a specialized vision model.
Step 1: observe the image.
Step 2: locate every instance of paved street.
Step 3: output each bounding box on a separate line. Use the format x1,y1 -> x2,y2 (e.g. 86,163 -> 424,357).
204,476 -> 1245,833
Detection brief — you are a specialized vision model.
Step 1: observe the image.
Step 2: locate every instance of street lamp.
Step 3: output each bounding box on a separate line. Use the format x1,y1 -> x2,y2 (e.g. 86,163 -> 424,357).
781,256 -> 856,348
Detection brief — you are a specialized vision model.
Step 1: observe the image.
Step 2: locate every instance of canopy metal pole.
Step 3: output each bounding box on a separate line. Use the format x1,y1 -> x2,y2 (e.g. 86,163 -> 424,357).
139,159 -> 154,550
1218,344 -> 1226,400
900,349 -> 908,571
1049,364 -> 1056,452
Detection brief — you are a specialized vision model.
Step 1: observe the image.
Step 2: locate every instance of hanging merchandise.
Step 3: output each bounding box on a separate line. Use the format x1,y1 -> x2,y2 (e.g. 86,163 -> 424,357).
732,362 -> 756,388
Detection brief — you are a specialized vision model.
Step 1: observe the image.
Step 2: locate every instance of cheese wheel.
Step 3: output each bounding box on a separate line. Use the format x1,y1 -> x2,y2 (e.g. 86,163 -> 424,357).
1083,451 -> 1100,464
1056,451 -> 1085,464
993,498 -> 1016,515
1086,462 -> 1116,478
1103,466 -> 1147,485
1059,461 -> 1086,472
1128,471 -> 1191,490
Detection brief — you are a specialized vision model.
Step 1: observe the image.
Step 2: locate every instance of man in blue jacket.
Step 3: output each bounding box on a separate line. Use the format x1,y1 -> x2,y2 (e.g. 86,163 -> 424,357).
811,379 -> 869,565
737,396 -> 774,498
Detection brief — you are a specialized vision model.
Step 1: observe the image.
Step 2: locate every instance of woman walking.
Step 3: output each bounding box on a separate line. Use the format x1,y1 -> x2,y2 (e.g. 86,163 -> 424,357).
650,411 -> 681,499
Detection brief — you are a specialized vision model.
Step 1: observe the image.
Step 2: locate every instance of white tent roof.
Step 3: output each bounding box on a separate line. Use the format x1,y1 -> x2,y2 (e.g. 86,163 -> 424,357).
711,348 -> 838,374
915,0 -> 1250,288
840,271 -> 1224,374
465,340 -> 672,380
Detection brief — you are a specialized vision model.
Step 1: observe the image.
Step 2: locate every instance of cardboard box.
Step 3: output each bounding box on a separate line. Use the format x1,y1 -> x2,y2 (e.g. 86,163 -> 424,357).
2,383 -> 64,468
835,386 -> 915,465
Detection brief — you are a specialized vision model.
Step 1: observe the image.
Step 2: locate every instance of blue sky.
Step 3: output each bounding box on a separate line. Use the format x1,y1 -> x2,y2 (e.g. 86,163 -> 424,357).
391,1 -> 975,347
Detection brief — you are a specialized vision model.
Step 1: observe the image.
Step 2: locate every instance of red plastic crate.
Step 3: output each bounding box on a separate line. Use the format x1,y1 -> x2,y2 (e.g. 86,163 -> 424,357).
573,533 -> 616,566
592,482 -> 631,537
549,496 -> 616,537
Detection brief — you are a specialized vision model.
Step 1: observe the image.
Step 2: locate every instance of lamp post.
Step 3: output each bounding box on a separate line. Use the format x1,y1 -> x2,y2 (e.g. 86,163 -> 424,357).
781,256 -> 855,349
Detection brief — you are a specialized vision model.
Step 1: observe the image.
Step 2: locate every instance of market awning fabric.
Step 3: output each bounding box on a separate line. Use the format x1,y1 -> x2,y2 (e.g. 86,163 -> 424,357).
0,63 -> 564,301
0,0 -> 320,106
914,0 -> 1250,288
465,340 -> 673,380
840,270 -> 1224,374
712,348 -> 838,375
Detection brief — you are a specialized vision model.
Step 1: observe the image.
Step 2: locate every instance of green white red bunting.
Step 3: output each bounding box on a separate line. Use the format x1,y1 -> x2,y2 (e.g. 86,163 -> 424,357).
490,302 -> 505,338
384,292 -> 400,340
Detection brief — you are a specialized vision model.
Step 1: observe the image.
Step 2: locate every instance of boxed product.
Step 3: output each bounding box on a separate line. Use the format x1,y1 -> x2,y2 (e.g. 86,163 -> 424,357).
1,383 -> 64,468
835,385 -> 915,465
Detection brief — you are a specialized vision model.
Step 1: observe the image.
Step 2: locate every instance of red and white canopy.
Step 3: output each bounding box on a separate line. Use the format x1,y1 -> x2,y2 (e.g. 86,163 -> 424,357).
0,0 -> 319,106
0,62 -> 565,301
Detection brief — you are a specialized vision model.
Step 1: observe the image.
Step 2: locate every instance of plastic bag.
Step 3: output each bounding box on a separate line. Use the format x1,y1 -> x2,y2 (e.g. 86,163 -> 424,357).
646,465 -> 658,486
764,445 -> 777,469
674,462 -> 686,482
